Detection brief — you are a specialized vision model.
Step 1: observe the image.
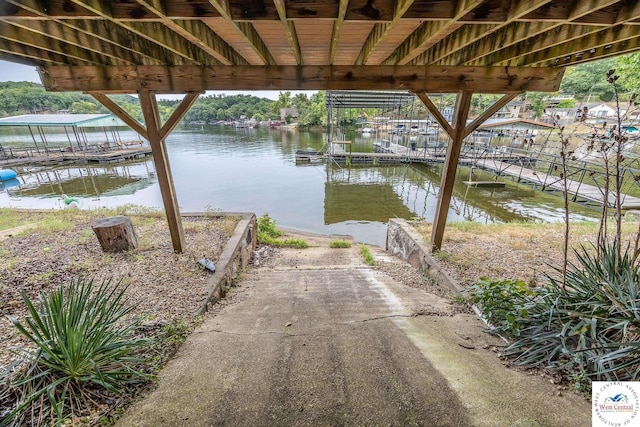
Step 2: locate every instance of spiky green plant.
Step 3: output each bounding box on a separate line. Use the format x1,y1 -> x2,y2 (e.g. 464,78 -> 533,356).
505,242 -> 640,389
2,278 -> 149,426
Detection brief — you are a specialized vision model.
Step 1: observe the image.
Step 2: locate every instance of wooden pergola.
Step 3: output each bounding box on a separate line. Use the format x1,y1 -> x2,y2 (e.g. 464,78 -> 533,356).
1,0 -> 639,252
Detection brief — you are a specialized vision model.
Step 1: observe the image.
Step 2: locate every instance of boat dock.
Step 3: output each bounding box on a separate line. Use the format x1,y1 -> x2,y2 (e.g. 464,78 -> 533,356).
474,158 -> 640,210
328,142 -> 640,211
328,141 -> 528,166
0,145 -> 152,167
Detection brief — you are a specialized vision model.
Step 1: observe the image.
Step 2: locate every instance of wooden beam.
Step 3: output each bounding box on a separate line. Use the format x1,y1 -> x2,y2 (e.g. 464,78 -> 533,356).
354,0 -> 415,65
411,0 -> 553,66
208,0 -> 277,65
89,93 -> 149,139
410,24 -> 497,66
518,24 -> 640,66
452,22 -> 561,66
0,21 -> 111,65
39,65 -> 565,93
64,0 -> 215,65
329,0 -> 349,65
138,91 -> 185,253
431,90 -> 473,252
462,93 -> 519,139
1,19 -> 141,64
273,0 -> 302,65
383,0 -> 485,66
0,40 -> 72,65
414,92 -> 454,138
479,24 -> 597,66
159,92 -> 201,139
544,34 -> 640,67
129,0 -> 246,65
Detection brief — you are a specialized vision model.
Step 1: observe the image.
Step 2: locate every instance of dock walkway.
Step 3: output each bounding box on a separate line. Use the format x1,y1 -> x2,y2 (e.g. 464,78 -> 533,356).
0,146 -> 152,167
475,158 -> 640,209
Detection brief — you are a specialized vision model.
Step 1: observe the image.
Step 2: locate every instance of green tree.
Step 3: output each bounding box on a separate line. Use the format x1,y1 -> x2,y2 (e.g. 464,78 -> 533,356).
525,92 -> 549,119
615,52 -> 640,93
69,100 -> 98,114
560,58 -> 618,100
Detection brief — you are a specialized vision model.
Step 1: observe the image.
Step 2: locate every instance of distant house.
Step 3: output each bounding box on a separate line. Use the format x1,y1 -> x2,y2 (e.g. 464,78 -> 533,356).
581,103 -> 618,123
280,107 -> 298,122
542,108 -> 578,127
495,101 -> 525,119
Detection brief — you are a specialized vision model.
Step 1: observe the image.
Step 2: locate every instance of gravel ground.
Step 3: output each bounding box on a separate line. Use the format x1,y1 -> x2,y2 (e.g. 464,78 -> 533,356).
0,210 -> 238,370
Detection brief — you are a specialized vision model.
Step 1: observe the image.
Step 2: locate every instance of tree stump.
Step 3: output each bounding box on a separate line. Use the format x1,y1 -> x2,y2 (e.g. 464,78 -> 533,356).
92,216 -> 138,252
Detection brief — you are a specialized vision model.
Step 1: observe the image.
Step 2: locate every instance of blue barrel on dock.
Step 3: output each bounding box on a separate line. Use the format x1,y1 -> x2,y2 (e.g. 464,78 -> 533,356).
0,169 -> 17,181
0,178 -> 19,190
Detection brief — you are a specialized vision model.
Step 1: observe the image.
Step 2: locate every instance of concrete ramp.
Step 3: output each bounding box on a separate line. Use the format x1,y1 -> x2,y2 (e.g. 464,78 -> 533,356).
117,236 -> 590,427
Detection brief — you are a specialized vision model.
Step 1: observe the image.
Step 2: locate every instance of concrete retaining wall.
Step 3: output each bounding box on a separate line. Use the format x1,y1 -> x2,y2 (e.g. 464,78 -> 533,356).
386,218 -> 462,293
196,212 -> 257,314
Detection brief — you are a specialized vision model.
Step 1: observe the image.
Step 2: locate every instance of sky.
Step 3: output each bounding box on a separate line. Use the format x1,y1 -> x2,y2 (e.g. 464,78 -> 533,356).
0,60 -> 315,100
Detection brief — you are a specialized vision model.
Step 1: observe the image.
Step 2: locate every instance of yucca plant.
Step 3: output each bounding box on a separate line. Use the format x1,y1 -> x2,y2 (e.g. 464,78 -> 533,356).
505,241 -> 640,388
1,277 -> 149,426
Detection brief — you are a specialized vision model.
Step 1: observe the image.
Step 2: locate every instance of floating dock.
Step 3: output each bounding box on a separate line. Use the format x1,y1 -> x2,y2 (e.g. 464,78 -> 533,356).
475,158 -> 640,210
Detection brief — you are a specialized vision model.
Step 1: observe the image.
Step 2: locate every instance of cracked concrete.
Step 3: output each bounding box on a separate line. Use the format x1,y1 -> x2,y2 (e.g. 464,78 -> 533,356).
117,233 -> 590,427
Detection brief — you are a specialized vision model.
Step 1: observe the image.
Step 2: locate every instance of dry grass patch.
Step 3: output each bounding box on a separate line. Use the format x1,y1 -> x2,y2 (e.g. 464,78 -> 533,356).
412,219 -> 640,287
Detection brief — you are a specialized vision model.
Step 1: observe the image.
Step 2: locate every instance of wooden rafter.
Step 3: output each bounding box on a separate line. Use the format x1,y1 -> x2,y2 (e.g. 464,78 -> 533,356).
0,23 -> 115,65
472,0 -> 636,66
273,0 -> 302,65
545,33 -> 640,67
1,1 -> 190,66
329,0 -> 349,65
1,19 -> 140,65
62,0 -> 215,65
208,0 -> 276,66
518,24 -> 640,67
354,0 -> 415,65
39,65 -> 565,93
128,0 -> 247,66
410,0 -> 553,66
383,0 -> 485,66
0,42 -> 68,65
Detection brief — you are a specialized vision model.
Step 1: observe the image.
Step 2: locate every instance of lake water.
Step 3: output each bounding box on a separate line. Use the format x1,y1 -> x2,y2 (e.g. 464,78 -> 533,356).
0,125 -> 597,247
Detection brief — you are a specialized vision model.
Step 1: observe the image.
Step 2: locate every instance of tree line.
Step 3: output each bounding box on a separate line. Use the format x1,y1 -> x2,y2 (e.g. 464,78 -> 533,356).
0,82 -> 327,127
1,53 -> 639,126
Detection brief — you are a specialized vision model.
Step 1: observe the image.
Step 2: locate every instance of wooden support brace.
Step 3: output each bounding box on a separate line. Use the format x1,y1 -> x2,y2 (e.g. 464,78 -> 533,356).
139,91 -> 188,253
430,90 -> 473,252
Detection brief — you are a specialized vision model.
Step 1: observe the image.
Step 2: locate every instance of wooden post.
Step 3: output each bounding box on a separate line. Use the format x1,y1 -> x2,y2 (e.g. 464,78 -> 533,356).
415,91 -> 521,251
92,216 -> 138,252
430,91 -> 473,251
92,91 -> 200,253
138,92 -> 198,253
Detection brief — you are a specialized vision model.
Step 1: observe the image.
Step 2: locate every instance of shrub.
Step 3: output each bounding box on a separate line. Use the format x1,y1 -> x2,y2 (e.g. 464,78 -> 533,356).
506,242 -> 640,388
468,277 -> 537,337
2,278 -> 149,426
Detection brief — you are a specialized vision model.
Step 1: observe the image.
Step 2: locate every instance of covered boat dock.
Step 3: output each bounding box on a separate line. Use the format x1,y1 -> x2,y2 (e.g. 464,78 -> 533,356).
0,114 -> 151,166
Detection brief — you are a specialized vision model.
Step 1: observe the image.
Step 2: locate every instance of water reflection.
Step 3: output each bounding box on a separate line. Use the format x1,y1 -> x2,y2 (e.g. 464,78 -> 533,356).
0,125 -> 598,246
